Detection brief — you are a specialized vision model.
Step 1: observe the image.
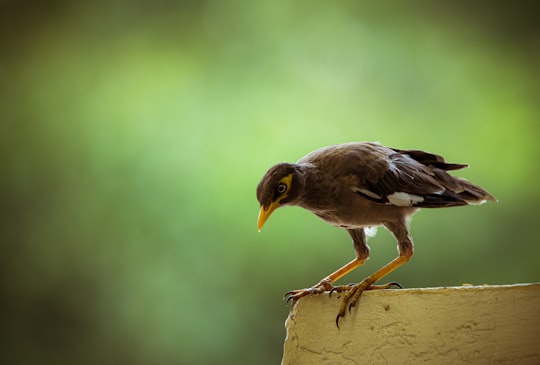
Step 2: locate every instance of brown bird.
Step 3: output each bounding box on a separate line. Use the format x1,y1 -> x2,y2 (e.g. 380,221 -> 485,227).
256,142 -> 496,326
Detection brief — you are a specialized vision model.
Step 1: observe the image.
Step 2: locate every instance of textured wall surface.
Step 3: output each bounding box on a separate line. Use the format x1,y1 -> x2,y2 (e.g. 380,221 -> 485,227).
283,284 -> 540,364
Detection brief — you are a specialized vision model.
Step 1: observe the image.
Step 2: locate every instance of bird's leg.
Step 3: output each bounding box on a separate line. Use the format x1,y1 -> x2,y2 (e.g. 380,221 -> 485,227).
285,229 -> 369,302
285,258 -> 367,302
336,221 -> 413,326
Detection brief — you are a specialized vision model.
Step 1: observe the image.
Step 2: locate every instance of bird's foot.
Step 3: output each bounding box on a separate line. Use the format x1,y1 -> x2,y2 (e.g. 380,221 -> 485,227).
335,281 -> 403,327
285,278 -> 336,304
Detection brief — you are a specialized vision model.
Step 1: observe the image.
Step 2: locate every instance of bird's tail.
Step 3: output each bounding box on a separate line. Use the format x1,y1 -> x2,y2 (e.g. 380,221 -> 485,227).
417,169 -> 497,208
453,177 -> 497,205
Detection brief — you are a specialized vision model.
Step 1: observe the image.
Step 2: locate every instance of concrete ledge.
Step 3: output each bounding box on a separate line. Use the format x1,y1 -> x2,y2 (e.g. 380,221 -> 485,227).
282,283 -> 540,364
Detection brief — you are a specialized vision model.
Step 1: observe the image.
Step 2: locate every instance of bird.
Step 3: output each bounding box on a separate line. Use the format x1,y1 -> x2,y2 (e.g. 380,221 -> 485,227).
256,142 -> 496,326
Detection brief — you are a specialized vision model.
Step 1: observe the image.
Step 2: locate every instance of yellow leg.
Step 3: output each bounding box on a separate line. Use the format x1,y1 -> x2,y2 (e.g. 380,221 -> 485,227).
324,257 -> 366,283
286,228 -> 372,302
285,257 -> 366,302
336,252 -> 412,326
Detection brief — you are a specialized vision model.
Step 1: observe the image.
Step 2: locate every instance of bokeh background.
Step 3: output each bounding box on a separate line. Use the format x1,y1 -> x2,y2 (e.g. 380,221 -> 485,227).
1,1 -> 539,364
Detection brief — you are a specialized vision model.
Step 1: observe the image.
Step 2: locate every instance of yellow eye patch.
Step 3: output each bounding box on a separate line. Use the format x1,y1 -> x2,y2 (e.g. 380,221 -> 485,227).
277,173 -> 293,198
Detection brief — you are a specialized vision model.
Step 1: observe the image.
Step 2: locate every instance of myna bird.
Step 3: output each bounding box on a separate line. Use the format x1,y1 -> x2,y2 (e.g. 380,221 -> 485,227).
256,142 -> 496,326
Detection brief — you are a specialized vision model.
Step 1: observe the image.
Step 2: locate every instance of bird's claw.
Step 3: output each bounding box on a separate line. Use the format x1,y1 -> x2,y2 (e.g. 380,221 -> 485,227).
368,281 -> 403,290
328,283 -> 355,297
285,287 -> 324,304
335,280 -> 371,327
284,279 -> 337,304
335,281 -> 403,327
285,279 -> 403,327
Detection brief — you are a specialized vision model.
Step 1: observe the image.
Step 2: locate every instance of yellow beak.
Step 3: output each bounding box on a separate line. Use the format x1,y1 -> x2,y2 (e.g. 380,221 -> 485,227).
257,201 -> 280,231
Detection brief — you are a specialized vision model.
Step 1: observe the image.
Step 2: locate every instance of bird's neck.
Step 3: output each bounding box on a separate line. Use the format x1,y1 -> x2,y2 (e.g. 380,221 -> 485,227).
295,164 -> 326,210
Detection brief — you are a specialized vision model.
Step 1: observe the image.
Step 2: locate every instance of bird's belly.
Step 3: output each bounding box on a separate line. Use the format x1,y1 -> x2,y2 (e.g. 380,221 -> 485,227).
313,209 -> 380,229
311,197 -> 417,229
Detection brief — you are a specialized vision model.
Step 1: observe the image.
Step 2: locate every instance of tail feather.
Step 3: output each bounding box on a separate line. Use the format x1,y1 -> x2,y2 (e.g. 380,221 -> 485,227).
455,178 -> 497,205
416,175 -> 496,208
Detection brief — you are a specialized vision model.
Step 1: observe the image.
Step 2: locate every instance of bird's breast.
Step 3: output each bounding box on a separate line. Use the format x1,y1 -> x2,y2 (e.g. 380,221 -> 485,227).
307,193 -> 417,228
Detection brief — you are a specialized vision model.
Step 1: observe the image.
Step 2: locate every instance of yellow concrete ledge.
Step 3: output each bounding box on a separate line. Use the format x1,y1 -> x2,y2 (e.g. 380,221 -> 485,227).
282,283 -> 540,365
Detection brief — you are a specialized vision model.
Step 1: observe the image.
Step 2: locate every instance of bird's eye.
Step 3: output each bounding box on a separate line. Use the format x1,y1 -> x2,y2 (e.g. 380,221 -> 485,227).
277,183 -> 287,194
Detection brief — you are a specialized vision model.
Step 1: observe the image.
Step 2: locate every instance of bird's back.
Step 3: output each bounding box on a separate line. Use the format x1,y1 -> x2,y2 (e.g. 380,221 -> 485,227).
297,142 -> 496,209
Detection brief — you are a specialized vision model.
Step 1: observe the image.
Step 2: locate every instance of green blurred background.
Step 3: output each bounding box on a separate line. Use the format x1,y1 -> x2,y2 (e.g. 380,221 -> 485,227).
1,1 -> 539,364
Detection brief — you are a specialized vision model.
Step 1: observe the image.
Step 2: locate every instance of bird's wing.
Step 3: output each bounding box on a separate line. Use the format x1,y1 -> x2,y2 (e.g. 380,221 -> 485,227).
349,146 -> 487,207
299,142 -> 494,208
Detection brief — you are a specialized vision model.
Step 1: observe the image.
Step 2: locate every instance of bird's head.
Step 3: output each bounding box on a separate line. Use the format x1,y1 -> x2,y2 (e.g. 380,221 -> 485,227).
256,163 -> 305,231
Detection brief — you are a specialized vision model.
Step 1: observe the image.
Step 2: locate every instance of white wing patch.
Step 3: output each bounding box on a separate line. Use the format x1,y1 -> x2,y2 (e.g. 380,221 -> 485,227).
355,188 -> 382,200
387,192 -> 424,206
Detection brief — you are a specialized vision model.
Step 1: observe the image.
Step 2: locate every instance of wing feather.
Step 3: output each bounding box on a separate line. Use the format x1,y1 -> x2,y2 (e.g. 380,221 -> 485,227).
350,145 -> 492,207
